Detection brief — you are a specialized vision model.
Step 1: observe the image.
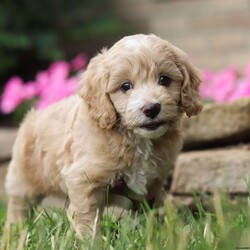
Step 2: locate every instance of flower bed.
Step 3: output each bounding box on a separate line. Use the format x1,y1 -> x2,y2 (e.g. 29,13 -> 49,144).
201,64 -> 250,103
1,58 -> 250,119
0,53 -> 87,115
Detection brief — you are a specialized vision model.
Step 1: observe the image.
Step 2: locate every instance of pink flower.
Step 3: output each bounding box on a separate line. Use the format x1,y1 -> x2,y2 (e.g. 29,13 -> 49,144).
212,68 -> 237,103
35,99 -> 51,110
71,53 -> 88,71
228,80 -> 250,101
201,65 -> 250,103
244,63 -> 250,80
49,61 -> 70,81
227,65 -> 250,102
23,82 -> 38,99
35,70 -> 78,110
35,71 -> 50,94
35,61 -> 71,109
1,54 -> 86,113
0,76 -> 24,114
66,77 -> 78,94
200,70 -> 215,100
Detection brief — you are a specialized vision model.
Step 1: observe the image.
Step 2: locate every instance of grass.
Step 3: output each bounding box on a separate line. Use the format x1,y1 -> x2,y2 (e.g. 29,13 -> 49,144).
0,192 -> 250,250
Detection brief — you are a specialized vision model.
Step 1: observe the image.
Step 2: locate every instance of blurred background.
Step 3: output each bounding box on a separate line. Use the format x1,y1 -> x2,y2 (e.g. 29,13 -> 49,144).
1,0 -> 250,123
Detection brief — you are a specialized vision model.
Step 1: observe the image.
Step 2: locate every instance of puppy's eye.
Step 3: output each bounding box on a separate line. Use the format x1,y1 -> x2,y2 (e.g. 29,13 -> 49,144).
121,82 -> 133,93
159,75 -> 172,87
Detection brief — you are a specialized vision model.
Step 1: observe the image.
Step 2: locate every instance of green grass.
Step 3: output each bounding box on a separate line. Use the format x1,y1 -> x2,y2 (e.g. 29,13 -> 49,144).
1,192 -> 250,250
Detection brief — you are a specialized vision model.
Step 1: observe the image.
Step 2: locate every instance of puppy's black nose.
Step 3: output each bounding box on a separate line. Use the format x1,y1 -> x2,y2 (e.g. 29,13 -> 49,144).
141,103 -> 161,118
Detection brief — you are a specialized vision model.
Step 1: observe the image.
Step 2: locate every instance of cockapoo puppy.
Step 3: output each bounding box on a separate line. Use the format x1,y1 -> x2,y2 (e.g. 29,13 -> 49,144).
5,34 -> 202,235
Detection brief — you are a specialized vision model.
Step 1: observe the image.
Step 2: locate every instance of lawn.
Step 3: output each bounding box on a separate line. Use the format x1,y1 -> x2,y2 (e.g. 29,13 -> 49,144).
0,192 -> 250,250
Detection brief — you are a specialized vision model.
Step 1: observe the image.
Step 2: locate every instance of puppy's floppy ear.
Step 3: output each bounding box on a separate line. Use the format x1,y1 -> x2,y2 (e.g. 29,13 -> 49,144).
178,52 -> 203,117
78,49 -> 117,129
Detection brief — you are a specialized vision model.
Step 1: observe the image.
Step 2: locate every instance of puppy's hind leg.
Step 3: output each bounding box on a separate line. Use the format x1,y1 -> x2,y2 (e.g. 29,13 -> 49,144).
6,196 -> 27,225
5,161 -> 29,225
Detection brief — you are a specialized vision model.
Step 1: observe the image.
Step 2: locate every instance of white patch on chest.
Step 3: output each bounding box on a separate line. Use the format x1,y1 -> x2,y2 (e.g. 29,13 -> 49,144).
122,136 -> 160,195
124,169 -> 148,195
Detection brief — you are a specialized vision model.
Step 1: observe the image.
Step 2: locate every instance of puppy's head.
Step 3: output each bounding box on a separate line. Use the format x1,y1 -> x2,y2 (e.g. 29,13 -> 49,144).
79,34 -> 202,138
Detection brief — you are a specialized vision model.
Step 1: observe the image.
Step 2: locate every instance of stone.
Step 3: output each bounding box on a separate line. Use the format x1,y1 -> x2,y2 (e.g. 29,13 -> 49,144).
41,196 -> 67,210
0,128 -> 17,161
105,193 -> 134,219
171,144 -> 250,194
168,194 -> 249,211
182,98 -> 250,150
41,192 -> 133,219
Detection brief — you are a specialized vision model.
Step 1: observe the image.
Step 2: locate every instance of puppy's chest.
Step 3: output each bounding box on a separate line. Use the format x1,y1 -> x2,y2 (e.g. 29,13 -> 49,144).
118,139 -> 164,195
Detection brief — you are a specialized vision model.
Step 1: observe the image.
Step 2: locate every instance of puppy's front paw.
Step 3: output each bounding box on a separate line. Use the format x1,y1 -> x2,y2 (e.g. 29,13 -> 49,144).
67,210 -> 96,238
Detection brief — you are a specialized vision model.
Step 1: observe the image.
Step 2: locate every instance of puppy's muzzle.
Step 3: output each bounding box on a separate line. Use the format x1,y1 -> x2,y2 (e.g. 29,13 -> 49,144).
141,103 -> 161,119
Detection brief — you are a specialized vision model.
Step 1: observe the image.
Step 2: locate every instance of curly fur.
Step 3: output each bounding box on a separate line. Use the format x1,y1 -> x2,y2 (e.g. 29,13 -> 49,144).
5,34 -> 202,236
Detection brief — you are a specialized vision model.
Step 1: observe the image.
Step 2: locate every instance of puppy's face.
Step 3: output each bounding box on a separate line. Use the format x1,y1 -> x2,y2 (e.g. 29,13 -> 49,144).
80,34 -> 202,139
108,40 -> 183,139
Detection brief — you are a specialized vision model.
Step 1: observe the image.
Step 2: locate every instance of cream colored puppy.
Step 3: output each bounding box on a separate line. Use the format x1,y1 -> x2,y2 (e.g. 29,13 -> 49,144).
5,34 -> 202,235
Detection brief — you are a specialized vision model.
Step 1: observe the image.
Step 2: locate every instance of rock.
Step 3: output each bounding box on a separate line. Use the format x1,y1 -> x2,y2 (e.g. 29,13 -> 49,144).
0,128 -> 17,161
41,196 -> 67,210
168,194 -> 249,211
182,98 -> 250,150
41,192 -> 133,219
105,193 -> 134,219
0,163 -> 8,199
171,144 -> 250,194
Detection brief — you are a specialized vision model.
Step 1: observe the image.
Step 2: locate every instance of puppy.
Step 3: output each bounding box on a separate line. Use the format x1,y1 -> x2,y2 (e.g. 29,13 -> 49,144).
5,34 -> 202,235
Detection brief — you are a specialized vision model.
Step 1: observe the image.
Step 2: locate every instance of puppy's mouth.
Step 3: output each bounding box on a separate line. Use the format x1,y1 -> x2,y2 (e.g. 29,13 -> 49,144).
139,121 -> 166,131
